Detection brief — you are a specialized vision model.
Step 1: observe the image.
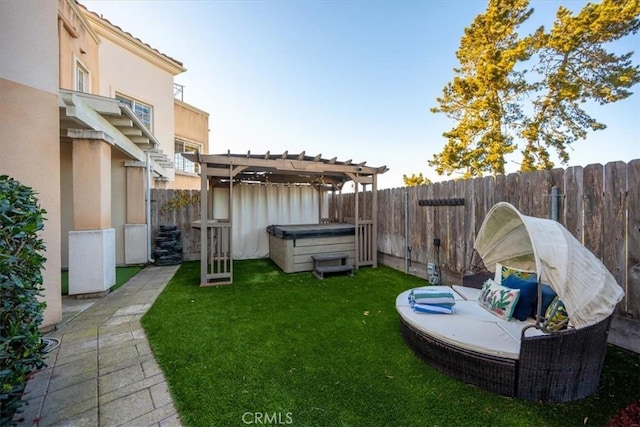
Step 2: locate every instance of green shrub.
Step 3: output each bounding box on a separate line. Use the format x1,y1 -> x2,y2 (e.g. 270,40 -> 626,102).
0,175 -> 47,425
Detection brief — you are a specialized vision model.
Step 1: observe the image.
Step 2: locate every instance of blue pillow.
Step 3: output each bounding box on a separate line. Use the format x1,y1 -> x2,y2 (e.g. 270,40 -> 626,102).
537,284 -> 557,318
502,275 -> 537,321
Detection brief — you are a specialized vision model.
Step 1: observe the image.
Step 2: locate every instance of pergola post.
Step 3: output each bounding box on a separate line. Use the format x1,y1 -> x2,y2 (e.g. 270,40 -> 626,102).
331,187 -> 337,222
362,183 -> 368,221
372,174 -> 378,267
354,179 -> 359,269
338,186 -> 344,223
200,159 -> 208,286
228,164 -> 234,283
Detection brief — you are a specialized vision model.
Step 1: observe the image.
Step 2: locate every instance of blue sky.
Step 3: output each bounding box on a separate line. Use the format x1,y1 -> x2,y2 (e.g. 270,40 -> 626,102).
83,0 -> 639,189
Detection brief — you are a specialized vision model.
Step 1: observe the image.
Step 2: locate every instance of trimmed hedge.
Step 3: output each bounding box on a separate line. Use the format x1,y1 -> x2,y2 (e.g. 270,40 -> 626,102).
0,175 -> 47,425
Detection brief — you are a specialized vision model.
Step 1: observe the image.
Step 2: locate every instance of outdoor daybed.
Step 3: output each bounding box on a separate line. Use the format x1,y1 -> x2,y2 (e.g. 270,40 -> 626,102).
397,202 -> 624,402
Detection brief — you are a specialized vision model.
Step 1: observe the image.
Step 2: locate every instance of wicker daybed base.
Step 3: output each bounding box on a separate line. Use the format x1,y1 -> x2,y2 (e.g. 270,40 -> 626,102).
400,318 -> 517,396
400,314 -> 613,402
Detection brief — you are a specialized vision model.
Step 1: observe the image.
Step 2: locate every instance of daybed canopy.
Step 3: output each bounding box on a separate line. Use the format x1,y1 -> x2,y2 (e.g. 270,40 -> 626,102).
474,202 -> 624,329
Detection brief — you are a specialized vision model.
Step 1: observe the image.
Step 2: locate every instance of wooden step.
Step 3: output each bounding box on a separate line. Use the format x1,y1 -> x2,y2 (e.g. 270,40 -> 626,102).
311,252 -> 349,262
312,263 -> 354,280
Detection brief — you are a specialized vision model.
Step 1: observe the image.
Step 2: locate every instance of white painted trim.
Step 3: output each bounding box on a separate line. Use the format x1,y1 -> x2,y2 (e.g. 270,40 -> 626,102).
73,54 -> 91,93
59,90 -> 170,178
115,91 -> 154,132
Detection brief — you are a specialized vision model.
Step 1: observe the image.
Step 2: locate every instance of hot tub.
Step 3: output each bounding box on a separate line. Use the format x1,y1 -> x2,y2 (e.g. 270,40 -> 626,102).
267,223 -> 355,273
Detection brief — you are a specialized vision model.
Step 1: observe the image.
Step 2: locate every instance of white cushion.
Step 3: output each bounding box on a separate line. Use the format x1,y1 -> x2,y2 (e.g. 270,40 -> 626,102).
452,285 -> 481,301
397,303 -> 525,359
497,320 -> 545,341
397,286 -> 540,360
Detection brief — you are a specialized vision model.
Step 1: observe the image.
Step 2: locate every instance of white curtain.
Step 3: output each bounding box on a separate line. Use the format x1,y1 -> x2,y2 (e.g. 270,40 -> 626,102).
230,183 -> 320,259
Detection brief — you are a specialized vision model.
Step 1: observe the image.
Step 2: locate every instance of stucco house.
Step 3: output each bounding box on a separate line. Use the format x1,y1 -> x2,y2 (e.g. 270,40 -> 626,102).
0,0 -> 210,329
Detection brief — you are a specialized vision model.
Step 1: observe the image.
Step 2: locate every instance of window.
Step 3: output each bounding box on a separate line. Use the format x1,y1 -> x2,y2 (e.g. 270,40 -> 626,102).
174,138 -> 202,174
75,61 -> 89,93
115,94 -> 153,131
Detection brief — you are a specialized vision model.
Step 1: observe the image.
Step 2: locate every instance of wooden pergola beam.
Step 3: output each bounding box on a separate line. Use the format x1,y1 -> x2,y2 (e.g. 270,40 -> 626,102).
346,172 -> 373,185
185,153 -> 383,175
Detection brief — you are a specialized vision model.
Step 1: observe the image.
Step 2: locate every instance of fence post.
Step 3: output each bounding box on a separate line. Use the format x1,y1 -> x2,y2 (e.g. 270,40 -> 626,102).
551,186 -> 560,221
404,189 -> 409,274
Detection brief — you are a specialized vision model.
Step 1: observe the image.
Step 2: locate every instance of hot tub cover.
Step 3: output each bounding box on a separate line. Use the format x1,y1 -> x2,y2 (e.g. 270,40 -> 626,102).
267,223 -> 355,240
474,202 -> 624,329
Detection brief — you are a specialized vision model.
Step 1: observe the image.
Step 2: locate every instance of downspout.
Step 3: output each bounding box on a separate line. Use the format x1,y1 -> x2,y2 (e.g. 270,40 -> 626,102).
146,150 -> 154,263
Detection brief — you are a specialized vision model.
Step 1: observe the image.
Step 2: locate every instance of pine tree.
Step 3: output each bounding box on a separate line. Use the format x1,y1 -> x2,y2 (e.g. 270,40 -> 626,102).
429,0 -> 640,177
402,172 -> 431,187
520,0 -> 640,171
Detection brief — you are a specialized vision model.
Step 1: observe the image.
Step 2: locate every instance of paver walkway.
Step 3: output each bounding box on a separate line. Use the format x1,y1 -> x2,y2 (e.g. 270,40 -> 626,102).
14,265 -> 182,427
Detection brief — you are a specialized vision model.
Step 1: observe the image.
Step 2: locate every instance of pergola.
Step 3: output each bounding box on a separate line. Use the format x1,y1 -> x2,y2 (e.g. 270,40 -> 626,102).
183,151 -> 388,286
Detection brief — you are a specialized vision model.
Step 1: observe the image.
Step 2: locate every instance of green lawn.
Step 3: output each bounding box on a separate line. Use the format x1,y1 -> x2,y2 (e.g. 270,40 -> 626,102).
141,259 -> 639,427
61,265 -> 144,295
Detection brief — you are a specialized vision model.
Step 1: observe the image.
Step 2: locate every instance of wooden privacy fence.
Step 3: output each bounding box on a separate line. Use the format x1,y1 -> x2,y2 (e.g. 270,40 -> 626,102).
150,189 -> 201,261
335,160 -> 640,320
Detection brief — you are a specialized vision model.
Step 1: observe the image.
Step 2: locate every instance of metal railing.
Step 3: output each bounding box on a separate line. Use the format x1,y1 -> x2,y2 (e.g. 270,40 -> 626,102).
174,83 -> 184,101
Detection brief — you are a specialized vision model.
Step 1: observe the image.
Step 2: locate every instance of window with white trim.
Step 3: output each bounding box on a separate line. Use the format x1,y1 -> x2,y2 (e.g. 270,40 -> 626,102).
174,138 -> 202,174
75,61 -> 89,93
115,94 -> 153,131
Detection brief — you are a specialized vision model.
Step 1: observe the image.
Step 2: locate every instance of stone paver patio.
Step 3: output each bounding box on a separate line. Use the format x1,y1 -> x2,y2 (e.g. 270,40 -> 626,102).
14,265 -> 182,427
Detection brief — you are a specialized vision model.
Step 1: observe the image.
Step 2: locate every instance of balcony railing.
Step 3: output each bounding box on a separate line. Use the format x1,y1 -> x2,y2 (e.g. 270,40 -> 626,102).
174,83 -> 184,101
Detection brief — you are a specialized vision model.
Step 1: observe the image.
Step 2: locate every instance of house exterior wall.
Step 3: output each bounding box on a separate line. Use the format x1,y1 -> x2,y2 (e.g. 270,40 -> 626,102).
111,151 -> 129,265
174,100 -> 210,147
60,131 -> 145,269
58,0 -> 100,269
173,99 -> 210,190
57,0 -> 99,93
172,174 -> 200,190
1,2 -> 59,93
97,39 -> 176,163
84,10 -> 184,186
0,1 -> 62,328
60,142 -> 73,268
0,0 -> 210,327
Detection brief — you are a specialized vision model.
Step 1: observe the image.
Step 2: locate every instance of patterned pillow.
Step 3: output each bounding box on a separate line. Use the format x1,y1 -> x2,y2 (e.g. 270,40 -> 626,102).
495,263 -> 537,285
478,279 -> 521,321
542,296 -> 569,331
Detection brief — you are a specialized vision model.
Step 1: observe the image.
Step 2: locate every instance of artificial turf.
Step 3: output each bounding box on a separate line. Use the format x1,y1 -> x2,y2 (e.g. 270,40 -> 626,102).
60,265 -> 144,295
141,259 -> 640,426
